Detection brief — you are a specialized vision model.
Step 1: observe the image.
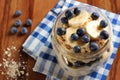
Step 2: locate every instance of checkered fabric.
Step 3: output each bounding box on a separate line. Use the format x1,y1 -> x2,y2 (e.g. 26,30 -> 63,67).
22,0 -> 120,80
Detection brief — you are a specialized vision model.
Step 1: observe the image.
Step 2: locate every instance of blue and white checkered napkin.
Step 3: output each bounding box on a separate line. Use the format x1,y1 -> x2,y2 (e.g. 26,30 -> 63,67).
22,0 -> 120,80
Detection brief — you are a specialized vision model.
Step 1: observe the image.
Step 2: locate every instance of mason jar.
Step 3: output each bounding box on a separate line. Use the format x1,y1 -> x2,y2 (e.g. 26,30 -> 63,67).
51,5 -> 113,76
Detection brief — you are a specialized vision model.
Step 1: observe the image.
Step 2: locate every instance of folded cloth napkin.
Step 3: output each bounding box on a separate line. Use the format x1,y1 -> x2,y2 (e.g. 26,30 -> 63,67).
22,0 -> 120,80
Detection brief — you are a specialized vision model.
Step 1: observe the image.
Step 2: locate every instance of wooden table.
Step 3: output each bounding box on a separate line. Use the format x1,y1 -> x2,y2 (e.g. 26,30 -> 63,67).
0,0 -> 120,80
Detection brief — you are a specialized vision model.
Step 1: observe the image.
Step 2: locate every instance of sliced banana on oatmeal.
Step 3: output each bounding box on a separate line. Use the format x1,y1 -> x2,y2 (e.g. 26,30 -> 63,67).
68,10 -> 90,27
86,21 -> 101,40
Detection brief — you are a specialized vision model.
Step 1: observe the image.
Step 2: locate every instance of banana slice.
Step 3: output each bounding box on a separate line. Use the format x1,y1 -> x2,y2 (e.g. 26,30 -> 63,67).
68,10 -> 90,27
65,27 -> 78,47
86,21 -> 101,40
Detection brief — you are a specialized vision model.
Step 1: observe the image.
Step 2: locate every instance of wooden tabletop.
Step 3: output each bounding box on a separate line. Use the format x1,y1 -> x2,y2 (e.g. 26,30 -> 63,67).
0,0 -> 120,80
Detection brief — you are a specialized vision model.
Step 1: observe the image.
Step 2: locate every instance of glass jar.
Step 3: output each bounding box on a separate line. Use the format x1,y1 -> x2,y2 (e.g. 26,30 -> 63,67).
51,5 -> 113,76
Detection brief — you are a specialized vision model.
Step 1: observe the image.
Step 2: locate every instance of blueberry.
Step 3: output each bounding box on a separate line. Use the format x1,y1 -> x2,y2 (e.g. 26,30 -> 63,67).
74,61 -> 85,67
74,7 -> 80,15
10,27 -> 17,34
61,17 -> 68,24
81,35 -> 90,43
73,46 -> 81,53
100,20 -> 108,28
76,28 -> 85,37
65,10 -> 73,19
15,10 -> 22,17
71,33 -> 79,41
67,61 -> 73,67
14,19 -> 21,27
21,27 -> 28,34
57,27 -> 66,36
100,30 -> 109,39
25,19 -> 32,26
90,42 -> 99,51
91,12 -> 99,20
96,56 -> 102,61
86,62 -> 92,66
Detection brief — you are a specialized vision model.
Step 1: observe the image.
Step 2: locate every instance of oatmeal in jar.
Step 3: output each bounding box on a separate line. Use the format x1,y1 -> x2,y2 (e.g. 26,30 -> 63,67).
52,6 -> 112,76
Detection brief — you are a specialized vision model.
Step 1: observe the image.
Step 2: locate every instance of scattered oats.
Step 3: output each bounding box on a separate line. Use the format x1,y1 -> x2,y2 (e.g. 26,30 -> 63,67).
0,63 -> 2,67
7,53 -> 11,57
2,58 -> 21,79
3,58 -> 6,62
5,51 -> 9,55
26,73 -> 29,76
1,71 -> 4,75
18,49 -> 20,52
5,60 -> 20,78
23,67 -> 25,70
20,71 -> 25,75
22,61 -> 25,64
7,48 -> 10,51
1,46 -> 29,79
20,54 -> 22,57
18,62 -> 21,66
11,46 -> 17,51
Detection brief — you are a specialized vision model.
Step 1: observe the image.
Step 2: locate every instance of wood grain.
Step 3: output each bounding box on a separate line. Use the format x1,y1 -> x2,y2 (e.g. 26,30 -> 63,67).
0,0 -> 120,80
107,46 -> 120,80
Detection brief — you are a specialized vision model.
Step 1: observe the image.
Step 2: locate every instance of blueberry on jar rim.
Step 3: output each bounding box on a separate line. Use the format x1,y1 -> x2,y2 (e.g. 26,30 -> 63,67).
65,10 -> 73,19
90,42 -> 99,51
70,33 -> 79,41
76,28 -> 85,37
73,46 -> 81,53
81,35 -> 90,43
91,12 -> 99,20
57,27 -> 66,36
100,30 -> 109,39
100,20 -> 108,28
74,7 -> 80,15
61,17 -> 68,24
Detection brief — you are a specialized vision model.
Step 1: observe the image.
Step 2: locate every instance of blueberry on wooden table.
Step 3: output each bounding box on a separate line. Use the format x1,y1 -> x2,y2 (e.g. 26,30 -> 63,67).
21,27 -> 28,34
14,19 -> 21,27
91,12 -> 99,20
25,19 -> 32,26
10,27 -> 17,34
15,10 -> 22,17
